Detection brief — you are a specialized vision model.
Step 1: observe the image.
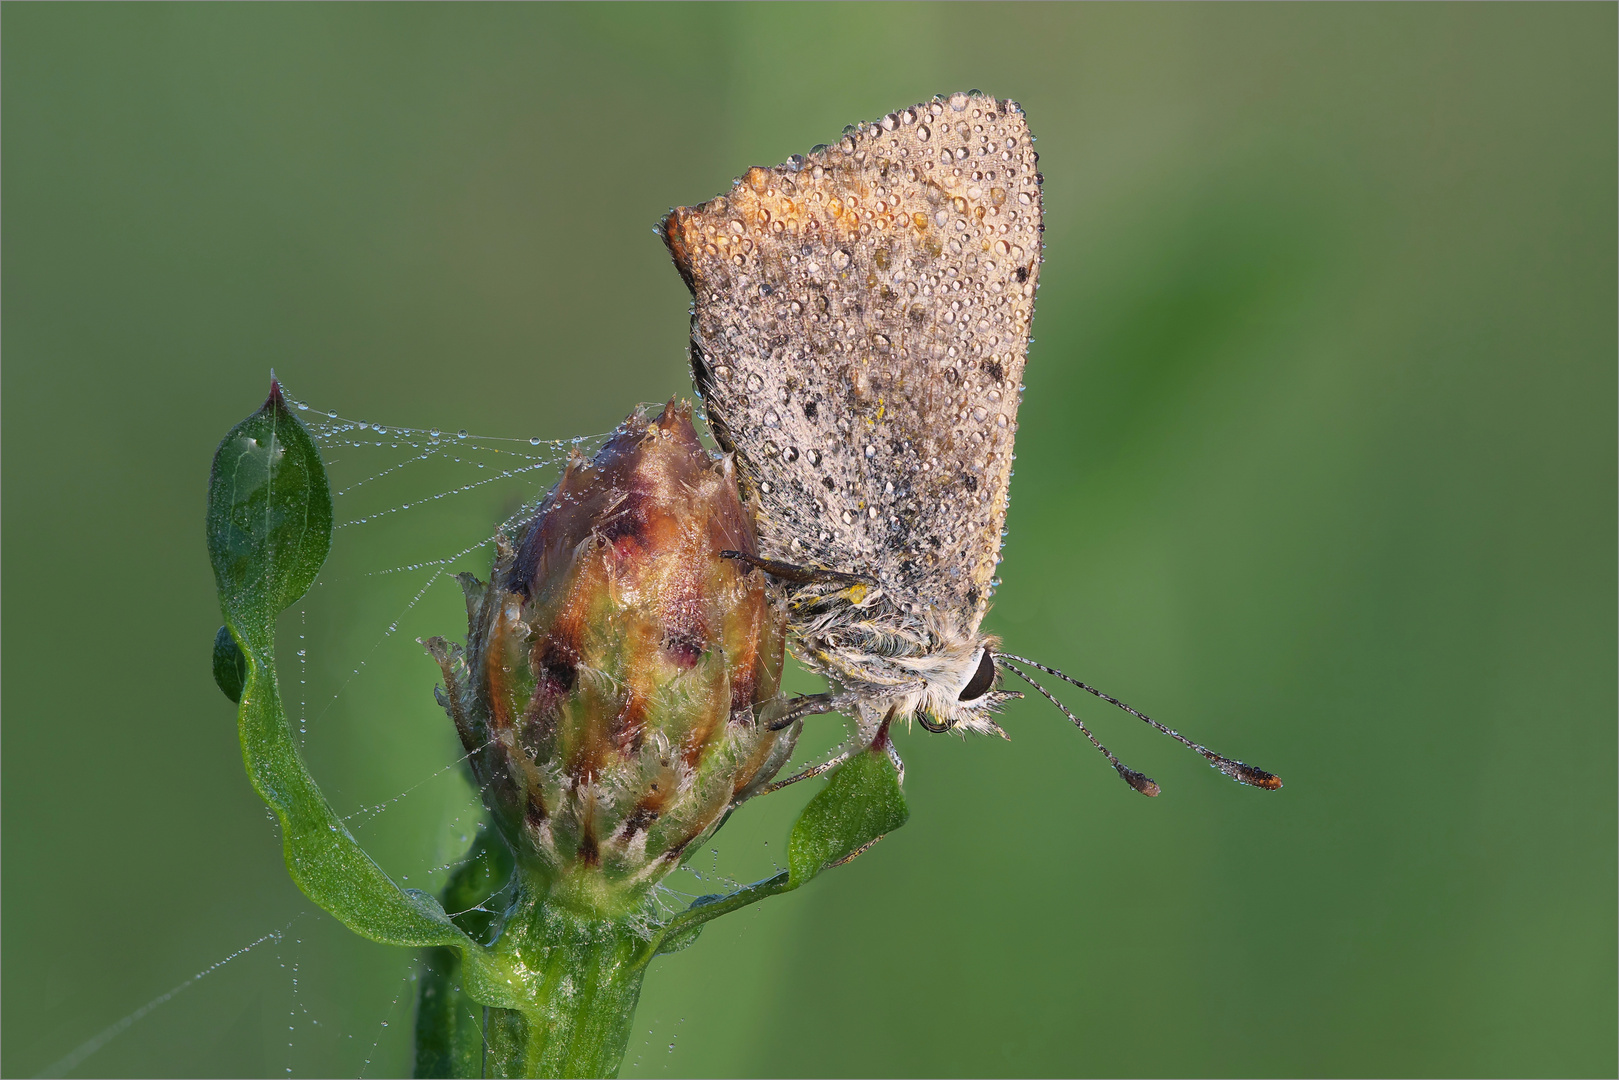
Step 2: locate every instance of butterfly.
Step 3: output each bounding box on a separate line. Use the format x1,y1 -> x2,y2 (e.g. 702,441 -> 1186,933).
662,92 -> 1279,796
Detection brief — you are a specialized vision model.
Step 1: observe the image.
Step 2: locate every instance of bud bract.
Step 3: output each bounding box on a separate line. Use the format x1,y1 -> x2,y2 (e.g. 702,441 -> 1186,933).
426,402 -> 795,914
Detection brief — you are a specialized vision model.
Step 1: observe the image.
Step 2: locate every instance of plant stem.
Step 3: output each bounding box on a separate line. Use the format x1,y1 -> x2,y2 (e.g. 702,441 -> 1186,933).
415,830 -> 514,1078
480,898 -> 648,1079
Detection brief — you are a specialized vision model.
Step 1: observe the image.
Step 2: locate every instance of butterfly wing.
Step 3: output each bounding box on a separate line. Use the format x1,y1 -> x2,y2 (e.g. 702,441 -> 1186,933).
663,92 -> 1042,633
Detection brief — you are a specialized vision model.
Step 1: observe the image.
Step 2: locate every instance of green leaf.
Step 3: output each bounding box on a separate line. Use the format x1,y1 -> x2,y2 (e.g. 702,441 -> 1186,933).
206,380 -> 526,1013
788,742 -> 910,887
640,871 -> 792,963
213,624 -> 247,703
206,379 -> 331,650
638,737 -> 912,963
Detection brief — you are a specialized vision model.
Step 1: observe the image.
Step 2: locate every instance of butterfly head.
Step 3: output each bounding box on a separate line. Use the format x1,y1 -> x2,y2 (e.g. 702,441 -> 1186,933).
914,645 -> 1022,736
883,633 -> 1020,738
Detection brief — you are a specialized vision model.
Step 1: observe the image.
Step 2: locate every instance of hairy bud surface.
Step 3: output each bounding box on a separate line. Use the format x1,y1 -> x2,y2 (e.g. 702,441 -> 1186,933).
426,402 -> 795,914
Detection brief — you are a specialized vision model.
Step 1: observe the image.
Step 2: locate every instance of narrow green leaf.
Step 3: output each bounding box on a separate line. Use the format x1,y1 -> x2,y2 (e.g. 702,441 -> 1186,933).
787,743 -> 910,887
206,379 -> 331,648
639,738 -> 913,962
206,380 -> 526,1013
641,871 -> 791,963
213,624 -> 247,703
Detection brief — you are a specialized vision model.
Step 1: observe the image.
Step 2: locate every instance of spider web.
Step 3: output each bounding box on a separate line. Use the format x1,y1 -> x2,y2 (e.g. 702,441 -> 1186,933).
42,386 -> 853,1078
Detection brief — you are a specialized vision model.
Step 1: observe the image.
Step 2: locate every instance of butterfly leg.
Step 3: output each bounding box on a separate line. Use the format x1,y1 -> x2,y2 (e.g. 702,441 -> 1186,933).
873,710 -> 905,785
756,692 -> 839,732
762,749 -> 853,793
764,706 -> 902,792
720,550 -> 876,589
824,833 -> 887,869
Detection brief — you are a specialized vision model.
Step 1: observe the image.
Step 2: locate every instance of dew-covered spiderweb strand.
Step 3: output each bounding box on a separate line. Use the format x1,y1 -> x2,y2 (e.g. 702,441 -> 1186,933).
296,567 -> 445,732
288,397 -> 607,534
285,393 -> 611,733
280,931 -> 301,1076
340,738 -> 497,828
358,962 -> 417,1080
37,920 -> 298,1078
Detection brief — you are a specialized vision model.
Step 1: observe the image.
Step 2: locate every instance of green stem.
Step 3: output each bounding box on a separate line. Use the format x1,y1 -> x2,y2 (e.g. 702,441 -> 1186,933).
415,856 -> 652,1079
480,894 -> 649,1079
415,830 -> 514,1078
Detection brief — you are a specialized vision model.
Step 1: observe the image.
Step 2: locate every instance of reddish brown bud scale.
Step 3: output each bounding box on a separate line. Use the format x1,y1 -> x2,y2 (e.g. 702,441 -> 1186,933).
425,401 -> 796,913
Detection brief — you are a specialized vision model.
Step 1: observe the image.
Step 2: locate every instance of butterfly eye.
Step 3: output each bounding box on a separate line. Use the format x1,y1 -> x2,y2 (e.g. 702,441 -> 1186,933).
958,648 -> 997,702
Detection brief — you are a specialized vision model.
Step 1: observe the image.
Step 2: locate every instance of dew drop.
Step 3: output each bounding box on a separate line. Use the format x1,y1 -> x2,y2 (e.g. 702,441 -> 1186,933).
457,429 -> 468,439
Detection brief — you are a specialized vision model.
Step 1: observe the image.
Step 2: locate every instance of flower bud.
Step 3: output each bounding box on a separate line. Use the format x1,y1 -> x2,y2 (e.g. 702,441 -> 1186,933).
425,402 -> 795,914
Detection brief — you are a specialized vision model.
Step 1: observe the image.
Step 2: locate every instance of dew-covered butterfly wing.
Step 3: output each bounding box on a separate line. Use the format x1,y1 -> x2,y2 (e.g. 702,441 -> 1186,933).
665,92 -> 1283,797
663,91 -> 1041,643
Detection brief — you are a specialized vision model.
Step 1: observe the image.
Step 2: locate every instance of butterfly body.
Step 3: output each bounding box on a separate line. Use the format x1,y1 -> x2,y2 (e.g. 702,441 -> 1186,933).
663,91 -> 1041,738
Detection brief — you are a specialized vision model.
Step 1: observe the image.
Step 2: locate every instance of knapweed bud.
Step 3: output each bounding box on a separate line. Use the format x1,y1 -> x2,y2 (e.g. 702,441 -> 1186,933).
425,401 -> 795,915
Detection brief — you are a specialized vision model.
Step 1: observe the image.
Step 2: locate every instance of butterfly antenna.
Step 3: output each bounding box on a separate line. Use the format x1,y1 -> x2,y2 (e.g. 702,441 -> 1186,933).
1001,654 -> 1283,791
999,659 -> 1160,797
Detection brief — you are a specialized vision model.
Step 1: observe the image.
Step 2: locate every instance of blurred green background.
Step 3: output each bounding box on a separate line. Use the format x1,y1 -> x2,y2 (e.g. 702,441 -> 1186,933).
4,4 -> 1614,1077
